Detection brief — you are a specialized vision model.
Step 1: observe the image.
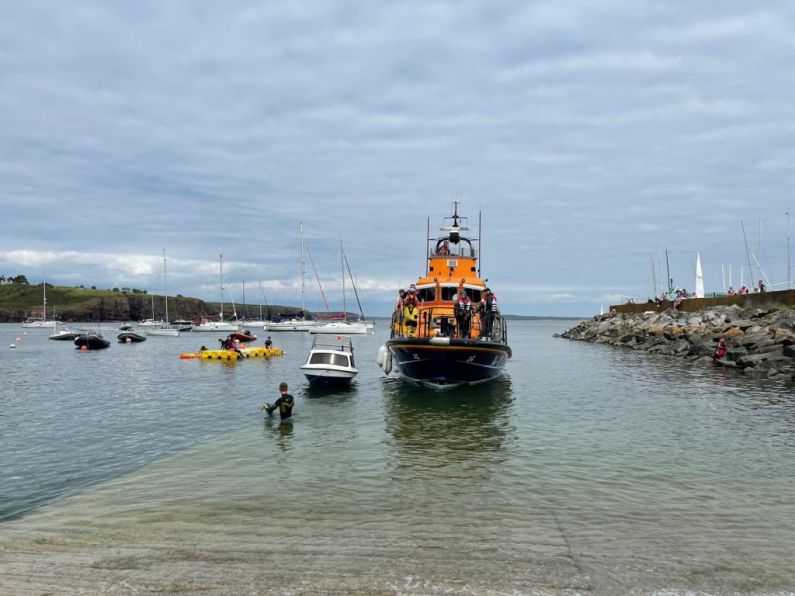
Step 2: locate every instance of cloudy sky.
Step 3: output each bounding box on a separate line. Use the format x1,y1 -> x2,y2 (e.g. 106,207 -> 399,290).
1,1 -> 793,316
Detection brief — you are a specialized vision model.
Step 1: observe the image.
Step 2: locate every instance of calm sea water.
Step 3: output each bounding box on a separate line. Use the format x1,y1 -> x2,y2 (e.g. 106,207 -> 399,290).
1,321 -> 794,594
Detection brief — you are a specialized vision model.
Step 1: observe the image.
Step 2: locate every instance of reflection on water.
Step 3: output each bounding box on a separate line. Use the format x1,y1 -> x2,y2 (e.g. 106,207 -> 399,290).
3,322 -> 795,593
263,417 -> 294,451
383,376 -> 514,479
300,382 -> 358,401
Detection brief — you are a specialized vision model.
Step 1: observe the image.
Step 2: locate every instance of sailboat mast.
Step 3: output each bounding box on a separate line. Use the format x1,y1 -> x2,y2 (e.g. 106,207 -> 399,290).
341,240 -> 346,321
258,281 -> 263,321
42,276 -> 46,323
163,249 -> 169,324
300,223 -> 306,312
219,254 -> 225,322
665,249 -> 672,295
741,220 -> 754,287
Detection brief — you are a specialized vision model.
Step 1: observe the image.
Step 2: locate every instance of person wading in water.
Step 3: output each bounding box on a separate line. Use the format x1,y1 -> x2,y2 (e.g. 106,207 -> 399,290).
262,382 -> 294,420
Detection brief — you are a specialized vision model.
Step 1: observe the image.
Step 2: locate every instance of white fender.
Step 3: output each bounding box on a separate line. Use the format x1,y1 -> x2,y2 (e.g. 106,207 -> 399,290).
377,344 -> 387,368
383,348 -> 393,375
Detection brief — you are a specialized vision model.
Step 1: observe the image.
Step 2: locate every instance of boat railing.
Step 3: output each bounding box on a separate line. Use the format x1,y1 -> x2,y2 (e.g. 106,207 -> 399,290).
310,336 -> 354,353
392,304 -> 501,341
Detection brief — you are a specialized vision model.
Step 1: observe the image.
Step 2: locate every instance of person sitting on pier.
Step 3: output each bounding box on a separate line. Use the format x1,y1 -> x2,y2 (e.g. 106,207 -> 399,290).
739,285 -> 748,295
455,290 -> 473,339
758,280 -> 766,293
727,286 -> 735,296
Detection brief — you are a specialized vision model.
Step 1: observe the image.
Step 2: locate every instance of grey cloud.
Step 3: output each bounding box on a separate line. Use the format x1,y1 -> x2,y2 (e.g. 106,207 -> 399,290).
1,1 -> 793,316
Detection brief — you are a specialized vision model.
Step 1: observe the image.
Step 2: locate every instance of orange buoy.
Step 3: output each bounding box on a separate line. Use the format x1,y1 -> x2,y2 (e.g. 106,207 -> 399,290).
80,345 -> 88,351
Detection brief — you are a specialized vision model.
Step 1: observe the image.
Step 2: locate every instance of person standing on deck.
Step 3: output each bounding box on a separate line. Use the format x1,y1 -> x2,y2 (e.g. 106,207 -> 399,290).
479,288 -> 497,338
455,291 -> 473,339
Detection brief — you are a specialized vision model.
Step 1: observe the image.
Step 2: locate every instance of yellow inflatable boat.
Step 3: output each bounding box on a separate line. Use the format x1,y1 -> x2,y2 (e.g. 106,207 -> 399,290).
180,347 -> 283,360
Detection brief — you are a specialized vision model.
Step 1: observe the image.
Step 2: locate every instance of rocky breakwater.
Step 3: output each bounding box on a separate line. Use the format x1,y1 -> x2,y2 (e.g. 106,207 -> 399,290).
561,306 -> 795,383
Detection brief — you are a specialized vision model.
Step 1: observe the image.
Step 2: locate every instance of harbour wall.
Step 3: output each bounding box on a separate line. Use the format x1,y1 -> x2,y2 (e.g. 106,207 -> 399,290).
611,288 -> 795,315
562,305 -> 795,384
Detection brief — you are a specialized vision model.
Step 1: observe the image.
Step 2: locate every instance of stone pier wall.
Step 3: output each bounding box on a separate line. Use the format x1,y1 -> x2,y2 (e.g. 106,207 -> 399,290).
562,305 -> 795,383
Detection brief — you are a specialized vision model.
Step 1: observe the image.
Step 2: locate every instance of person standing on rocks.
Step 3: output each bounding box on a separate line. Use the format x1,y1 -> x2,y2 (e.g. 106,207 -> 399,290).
714,338 -> 728,361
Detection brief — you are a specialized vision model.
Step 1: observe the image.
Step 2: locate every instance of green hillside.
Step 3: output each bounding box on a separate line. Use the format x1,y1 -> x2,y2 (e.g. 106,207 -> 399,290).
0,283 -> 307,322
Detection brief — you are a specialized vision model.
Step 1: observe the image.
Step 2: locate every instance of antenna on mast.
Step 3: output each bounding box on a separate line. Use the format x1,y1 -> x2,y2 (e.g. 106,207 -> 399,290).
478,209 -> 482,277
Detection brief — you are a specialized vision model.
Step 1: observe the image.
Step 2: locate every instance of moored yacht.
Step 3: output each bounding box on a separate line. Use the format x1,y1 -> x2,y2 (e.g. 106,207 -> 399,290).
193,254 -> 239,332
21,281 -> 57,328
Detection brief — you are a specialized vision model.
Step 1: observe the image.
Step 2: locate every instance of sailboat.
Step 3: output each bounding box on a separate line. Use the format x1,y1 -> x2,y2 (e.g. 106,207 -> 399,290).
265,223 -> 320,332
21,279 -> 58,328
138,291 -> 164,327
309,241 -> 370,335
146,249 -> 180,337
193,254 -> 240,332
241,281 -> 267,328
48,320 -> 81,341
695,252 -> 705,298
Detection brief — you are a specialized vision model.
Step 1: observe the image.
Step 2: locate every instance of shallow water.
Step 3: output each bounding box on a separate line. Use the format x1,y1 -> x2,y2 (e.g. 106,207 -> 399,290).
1,321 -> 794,594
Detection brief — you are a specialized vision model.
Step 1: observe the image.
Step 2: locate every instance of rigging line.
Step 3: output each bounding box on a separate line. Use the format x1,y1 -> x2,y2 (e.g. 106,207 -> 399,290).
258,283 -> 271,319
305,244 -> 330,312
343,250 -> 367,321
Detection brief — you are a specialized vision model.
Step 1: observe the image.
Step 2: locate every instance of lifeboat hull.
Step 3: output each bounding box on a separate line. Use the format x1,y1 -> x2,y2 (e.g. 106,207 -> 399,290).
386,338 -> 511,386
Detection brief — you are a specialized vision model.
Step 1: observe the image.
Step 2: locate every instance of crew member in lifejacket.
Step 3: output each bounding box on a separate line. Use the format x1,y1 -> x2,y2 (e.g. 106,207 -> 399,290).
263,382 -> 294,420
714,338 -> 727,361
393,289 -> 407,335
455,290 -> 473,339
403,302 -> 419,336
479,288 -> 498,338
404,284 -> 419,309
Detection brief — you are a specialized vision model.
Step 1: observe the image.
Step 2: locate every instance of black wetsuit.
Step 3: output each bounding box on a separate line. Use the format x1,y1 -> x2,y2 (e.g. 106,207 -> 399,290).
267,394 -> 294,420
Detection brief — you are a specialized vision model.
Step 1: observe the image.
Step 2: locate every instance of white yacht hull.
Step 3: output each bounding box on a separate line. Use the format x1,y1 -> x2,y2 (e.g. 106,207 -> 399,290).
146,327 -> 180,337
309,322 -> 370,335
192,322 -> 240,332
21,320 -> 57,328
265,320 -> 319,332
300,365 -> 358,385
138,320 -> 165,327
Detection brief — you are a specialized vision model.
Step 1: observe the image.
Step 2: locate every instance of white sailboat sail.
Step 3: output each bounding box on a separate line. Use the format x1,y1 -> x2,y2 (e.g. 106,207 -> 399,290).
695,252 -> 704,298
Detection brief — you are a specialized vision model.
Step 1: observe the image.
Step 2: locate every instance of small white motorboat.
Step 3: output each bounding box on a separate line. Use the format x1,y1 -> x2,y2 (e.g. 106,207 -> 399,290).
48,323 -> 81,341
300,336 -> 358,386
